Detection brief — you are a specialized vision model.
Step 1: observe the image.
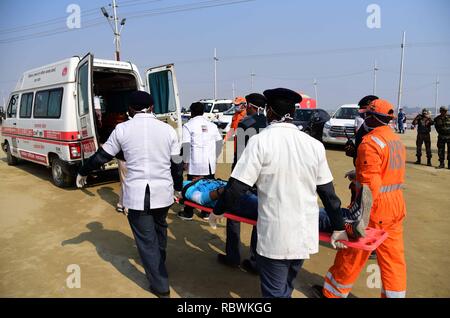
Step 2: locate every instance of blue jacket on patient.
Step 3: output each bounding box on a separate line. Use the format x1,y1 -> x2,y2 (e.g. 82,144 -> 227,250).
182,179 -> 258,220
183,179 -> 227,207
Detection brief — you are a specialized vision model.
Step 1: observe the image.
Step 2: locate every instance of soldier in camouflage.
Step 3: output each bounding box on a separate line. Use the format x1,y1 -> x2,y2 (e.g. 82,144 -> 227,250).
434,106 -> 450,169
412,108 -> 434,166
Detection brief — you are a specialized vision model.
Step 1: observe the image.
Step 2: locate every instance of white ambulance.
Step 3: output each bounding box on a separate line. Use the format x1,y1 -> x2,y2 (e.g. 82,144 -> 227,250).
1,53 -> 182,187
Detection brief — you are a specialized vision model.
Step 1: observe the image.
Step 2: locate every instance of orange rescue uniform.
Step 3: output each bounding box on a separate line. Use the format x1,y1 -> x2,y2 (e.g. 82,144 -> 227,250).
225,109 -> 247,141
323,125 -> 407,298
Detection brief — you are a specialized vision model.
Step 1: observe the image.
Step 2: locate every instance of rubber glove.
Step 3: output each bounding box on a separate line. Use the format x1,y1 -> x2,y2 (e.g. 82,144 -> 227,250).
174,191 -> 182,201
331,231 -> 349,249
209,213 -> 224,230
76,174 -> 87,188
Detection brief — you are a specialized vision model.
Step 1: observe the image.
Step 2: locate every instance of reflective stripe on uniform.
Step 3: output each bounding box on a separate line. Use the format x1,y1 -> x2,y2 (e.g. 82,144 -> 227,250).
326,272 -> 354,289
323,282 -> 349,298
380,183 -> 404,193
381,287 -> 406,298
371,136 -> 386,149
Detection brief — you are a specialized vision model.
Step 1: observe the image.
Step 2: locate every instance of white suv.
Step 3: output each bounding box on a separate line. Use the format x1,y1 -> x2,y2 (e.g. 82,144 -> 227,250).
322,104 -> 360,145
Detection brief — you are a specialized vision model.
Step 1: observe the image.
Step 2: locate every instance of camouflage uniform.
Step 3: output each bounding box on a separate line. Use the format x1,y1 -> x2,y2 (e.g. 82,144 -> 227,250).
412,113 -> 433,165
434,110 -> 450,168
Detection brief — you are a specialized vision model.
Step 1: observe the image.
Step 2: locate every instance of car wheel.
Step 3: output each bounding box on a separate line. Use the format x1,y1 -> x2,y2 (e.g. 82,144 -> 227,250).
5,143 -> 19,166
51,157 -> 74,188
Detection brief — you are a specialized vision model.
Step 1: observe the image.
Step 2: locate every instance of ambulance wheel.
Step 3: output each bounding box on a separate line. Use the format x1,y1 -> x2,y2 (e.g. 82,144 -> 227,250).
51,157 -> 74,188
5,143 -> 19,166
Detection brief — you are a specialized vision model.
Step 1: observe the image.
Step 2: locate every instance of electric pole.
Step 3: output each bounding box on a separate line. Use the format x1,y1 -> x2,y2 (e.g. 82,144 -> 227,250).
250,71 -> 256,90
313,78 -> 318,108
434,76 -> 440,116
214,48 -> 218,100
373,60 -> 379,95
101,0 -> 126,61
396,31 -> 406,114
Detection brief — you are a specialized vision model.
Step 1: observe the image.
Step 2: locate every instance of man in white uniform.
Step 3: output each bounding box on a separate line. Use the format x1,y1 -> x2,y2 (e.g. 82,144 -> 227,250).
178,102 -> 223,221
210,88 -> 347,298
76,91 -> 183,298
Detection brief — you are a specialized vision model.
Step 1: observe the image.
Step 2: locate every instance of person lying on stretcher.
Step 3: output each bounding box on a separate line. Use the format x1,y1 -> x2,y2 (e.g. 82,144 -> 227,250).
181,178 -> 371,239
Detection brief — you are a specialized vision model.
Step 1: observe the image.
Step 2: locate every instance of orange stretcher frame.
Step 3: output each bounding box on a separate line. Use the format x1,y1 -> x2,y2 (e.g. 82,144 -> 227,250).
176,199 -> 388,252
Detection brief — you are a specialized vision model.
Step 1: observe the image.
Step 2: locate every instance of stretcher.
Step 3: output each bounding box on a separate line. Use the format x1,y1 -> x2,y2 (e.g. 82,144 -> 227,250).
176,199 -> 388,252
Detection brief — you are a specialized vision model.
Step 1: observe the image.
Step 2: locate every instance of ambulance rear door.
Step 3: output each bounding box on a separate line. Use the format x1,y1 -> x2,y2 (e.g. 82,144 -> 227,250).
145,64 -> 182,138
76,53 -> 98,161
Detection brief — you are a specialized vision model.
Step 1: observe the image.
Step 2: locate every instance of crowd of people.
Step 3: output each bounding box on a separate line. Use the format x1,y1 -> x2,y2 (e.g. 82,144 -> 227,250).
73,86 -> 448,299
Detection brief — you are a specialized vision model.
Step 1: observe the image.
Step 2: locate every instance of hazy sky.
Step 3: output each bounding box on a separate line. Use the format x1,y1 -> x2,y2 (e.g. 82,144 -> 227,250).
0,0 -> 449,111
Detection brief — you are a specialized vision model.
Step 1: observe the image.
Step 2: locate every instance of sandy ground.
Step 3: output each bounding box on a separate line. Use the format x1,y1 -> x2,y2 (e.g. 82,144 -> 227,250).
0,129 -> 449,298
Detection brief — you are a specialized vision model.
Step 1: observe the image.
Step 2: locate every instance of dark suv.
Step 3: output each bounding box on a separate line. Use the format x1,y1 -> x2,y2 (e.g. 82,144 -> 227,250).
293,108 -> 331,142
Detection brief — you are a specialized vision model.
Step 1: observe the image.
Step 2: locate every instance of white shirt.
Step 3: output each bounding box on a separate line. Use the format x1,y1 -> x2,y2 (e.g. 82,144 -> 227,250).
102,113 -> 180,210
231,123 -> 333,260
182,116 -> 222,176
94,96 -> 101,110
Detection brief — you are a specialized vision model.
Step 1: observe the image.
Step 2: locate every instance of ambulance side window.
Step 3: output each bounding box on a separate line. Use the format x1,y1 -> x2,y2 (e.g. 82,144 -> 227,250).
7,94 -> 18,118
19,92 -> 34,118
34,88 -> 63,118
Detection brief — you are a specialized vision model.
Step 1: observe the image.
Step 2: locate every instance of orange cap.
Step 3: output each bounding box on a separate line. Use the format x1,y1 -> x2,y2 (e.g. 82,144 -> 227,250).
362,99 -> 395,118
234,96 -> 246,105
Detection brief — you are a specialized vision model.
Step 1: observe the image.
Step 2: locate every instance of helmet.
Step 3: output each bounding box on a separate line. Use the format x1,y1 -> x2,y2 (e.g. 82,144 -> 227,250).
440,106 -> 448,112
361,99 -> 395,119
422,108 -> 429,115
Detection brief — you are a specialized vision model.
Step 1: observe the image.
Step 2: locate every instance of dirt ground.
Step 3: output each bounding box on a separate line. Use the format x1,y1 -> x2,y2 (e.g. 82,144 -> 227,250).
0,129 -> 449,298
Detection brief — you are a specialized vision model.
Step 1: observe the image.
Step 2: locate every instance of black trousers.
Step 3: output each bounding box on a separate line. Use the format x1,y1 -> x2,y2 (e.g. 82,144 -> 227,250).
416,133 -> 432,159
225,220 -> 257,265
437,136 -> 450,162
127,185 -> 171,293
183,173 -> 215,217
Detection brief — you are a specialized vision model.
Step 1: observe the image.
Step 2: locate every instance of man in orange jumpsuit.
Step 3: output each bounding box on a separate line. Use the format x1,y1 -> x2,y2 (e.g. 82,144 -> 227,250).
225,96 -> 247,141
318,99 -> 407,298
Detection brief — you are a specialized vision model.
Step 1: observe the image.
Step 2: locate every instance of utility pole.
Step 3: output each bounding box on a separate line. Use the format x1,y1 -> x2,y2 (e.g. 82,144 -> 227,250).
396,31 -> 406,114
250,71 -> 256,90
101,0 -> 126,61
214,48 -> 218,100
434,75 -> 440,116
313,78 -> 318,108
373,60 -> 379,95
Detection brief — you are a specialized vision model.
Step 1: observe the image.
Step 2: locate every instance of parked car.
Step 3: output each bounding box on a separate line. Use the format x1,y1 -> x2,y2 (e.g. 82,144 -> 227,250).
293,108 -> 331,142
213,106 -> 235,135
322,104 -> 359,145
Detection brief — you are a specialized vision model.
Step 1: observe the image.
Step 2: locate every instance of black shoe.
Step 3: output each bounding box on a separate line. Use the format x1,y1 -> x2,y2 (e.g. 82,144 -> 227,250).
199,212 -> 210,221
217,254 -> 239,268
241,259 -> 258,275
437,162 -> 445,169
427,159 -> 432,167
149,286 -> 170,298
177,211 -> 193,221
414,159 -> 421,165
311,285 -> 324,298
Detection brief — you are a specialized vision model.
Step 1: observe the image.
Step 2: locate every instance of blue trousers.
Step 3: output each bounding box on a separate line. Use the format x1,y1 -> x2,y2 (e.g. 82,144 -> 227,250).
256,254 -> 304,298
127,205 -> 170,293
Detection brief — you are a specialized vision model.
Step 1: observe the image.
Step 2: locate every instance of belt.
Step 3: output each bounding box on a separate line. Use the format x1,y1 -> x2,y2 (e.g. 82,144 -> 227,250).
380,183 -> 403,193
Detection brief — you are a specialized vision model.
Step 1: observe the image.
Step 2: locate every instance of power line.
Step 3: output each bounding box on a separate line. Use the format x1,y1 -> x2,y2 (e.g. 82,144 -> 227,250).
0,0 -> 255,44
0,0 -> 163,35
